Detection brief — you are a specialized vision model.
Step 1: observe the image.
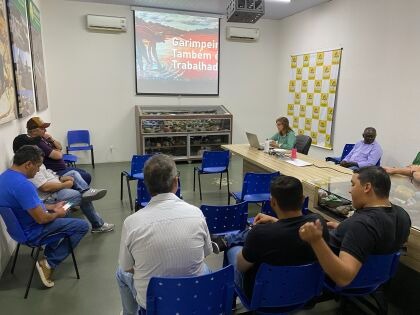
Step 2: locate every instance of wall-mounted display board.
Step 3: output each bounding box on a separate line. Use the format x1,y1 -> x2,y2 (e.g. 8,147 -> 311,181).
287,49 -> 342,149
0,0 -> 17,125
7,0 -> 35,118
27,0 -> 48,111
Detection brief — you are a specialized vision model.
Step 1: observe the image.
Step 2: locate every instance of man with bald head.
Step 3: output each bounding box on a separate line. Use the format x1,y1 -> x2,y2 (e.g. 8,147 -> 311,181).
340,127 -> 383,170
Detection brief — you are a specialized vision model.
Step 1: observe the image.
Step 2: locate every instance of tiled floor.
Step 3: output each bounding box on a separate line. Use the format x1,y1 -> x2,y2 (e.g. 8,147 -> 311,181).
0,157 -> 403,314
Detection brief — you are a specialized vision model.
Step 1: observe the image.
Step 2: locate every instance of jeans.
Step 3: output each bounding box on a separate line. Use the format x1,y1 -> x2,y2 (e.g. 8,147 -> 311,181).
44,189 -> 104,228
29,218 -> 89,268
62,170 -> 89,192
116,264 -> 212,315
225,230 -> 249,291
57,167 -> 91,185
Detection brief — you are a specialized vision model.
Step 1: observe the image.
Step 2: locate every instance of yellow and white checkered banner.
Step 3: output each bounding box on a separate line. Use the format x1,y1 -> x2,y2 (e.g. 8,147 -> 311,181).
287,49 -> 342,149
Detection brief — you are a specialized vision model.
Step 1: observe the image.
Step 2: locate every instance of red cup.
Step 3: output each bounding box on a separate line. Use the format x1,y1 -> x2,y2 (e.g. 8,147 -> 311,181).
291,148 -> 297,159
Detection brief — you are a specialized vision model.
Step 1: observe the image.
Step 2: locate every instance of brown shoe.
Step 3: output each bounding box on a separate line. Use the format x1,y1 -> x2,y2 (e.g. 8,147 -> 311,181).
36,259 -> 54,288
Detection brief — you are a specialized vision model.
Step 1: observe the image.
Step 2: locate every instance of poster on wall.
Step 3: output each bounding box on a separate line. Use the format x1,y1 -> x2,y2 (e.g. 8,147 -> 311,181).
287,49 -> 342,149
0,0 -> 17,125
27,0 -> 48,111
7,0 -> 35,118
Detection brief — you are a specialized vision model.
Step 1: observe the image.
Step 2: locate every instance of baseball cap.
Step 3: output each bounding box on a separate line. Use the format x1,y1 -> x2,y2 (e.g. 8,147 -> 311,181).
13,134 -> 41,153
26,117 -> 51,130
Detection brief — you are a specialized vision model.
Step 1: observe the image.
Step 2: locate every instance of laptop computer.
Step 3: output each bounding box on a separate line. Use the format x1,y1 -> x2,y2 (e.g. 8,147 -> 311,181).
246,132 -> 264,150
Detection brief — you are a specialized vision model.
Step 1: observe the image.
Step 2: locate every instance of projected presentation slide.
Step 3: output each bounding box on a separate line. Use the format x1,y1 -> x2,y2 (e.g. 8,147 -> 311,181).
134,9 -> 220,95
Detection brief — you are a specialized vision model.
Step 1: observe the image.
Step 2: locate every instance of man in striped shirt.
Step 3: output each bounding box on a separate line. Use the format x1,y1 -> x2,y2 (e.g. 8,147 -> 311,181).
116,154 -> 212,315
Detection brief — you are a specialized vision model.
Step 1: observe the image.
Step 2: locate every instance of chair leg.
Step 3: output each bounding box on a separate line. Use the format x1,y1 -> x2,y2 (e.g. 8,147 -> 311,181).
219,173 -> 222,190
67,237 -> 80,279
11,243 -> 21,274
193,168 -> 196,192
198,172 -> 202,200
226,170 -> 230,197
126,177 -> 133,211
91,148 -> 95,169
24,247 -> 41,299
30,247 -> 35,259
120,172 -> 124,201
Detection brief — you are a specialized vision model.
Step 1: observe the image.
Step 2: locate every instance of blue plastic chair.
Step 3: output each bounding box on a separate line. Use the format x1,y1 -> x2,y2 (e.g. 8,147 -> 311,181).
194,150 -> 230,200
200,201 -> 248,236
0,207 -> 80,299
66,130 -> 95,168
63,153 -> 78,167
326,144 -> 355,164
145,265 -> 235,315
235,263 -> 324,314
324,252 -> 401,295
229,172 -> 280,205
121,154 -> 153,211
135,177 -> 182,210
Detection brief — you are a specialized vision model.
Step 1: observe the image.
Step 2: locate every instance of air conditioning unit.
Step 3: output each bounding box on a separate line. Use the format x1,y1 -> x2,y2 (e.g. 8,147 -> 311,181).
226,26 -> 259,41
86,15 -> 127,32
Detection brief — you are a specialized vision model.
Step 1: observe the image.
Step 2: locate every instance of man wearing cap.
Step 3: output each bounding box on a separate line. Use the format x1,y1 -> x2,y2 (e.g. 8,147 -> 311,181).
13,134 -> 115,233
26,116 -> 92,184
0,145 -> 89,288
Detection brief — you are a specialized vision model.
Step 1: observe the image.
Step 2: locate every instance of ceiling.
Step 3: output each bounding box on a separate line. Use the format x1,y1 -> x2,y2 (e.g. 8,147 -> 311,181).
67,0 -> 331,20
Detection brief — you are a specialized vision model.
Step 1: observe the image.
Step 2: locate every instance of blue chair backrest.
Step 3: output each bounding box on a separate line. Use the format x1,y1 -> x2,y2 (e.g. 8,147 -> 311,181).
146,265 -> 235,315
0,207 -> 28,243
202,150 -> 230,169
376,158 -> 381,166
200,201 -> 248,234
242,172 -> 280,200
137,178 -> 182,206
341,144 -> 355,160
131,155 -> 153,177
249,263 -> 324,309
341,252 -> 400,290
67,130 -> 91,146
261,196 -> 309,217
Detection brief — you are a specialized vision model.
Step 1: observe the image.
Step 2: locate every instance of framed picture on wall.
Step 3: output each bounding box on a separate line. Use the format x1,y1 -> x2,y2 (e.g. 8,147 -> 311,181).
6,0 -> 35,118
0,0 -> 18,125
27,0 -> 48,111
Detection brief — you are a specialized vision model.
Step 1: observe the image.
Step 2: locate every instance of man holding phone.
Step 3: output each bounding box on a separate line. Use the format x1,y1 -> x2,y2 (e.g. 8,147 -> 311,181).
0,145 -> 89,288
13,134 -> 114,233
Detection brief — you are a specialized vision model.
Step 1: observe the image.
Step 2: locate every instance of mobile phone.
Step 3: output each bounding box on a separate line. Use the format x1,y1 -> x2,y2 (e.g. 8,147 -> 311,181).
63,202 -> 73,211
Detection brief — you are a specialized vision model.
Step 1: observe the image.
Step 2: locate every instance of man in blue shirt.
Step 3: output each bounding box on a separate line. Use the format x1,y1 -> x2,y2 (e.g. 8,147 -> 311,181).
0,145 -> 89,288
340,127 -> 382,169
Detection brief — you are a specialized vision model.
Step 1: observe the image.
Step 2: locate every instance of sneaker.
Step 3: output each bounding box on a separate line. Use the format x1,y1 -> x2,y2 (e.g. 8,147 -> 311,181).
91,222 -> 115,233
82,188 -> 107,202
36,259 -> 54,288
211,235 -> 227,254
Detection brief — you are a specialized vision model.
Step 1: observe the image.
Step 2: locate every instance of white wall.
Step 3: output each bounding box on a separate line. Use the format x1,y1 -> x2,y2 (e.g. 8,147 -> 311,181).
276,0 -> 420,166
41,0 -> 281,164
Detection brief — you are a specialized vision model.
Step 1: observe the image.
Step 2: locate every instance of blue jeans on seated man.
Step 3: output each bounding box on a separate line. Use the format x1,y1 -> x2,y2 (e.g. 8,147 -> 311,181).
28,218 -> 89,268
116,264 -> 212,315
44,189 -> 104,229
57,167 -> 91,185
61,170 -> 89,192
224,229 -> 250,292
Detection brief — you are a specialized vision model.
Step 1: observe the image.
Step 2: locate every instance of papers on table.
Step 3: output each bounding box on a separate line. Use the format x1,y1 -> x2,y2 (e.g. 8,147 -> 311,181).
284,158 -> 313,167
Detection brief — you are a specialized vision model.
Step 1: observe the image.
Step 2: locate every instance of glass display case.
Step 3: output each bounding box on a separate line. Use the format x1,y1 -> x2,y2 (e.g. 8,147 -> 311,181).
308,175 -> 420,229
135,105 -> 232,161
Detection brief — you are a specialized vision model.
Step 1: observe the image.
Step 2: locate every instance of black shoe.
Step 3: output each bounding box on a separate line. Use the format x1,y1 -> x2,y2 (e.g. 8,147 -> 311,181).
210,235 -> 227,254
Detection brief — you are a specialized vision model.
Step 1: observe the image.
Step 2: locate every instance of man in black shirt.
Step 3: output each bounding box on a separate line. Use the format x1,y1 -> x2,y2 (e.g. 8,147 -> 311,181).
223,176 -> 329,298
299,166 -> 411,287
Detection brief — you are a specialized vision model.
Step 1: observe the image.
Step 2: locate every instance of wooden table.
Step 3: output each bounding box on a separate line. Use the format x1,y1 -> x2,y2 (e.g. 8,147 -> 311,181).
223,144 -> 420,272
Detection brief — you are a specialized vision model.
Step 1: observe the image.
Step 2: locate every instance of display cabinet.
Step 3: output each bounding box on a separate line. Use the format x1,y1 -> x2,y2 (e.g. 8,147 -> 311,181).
135,105 -> 233,161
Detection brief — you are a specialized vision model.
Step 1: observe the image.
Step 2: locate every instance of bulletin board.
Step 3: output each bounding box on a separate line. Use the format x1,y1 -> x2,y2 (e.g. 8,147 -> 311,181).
287,49 -> 342,149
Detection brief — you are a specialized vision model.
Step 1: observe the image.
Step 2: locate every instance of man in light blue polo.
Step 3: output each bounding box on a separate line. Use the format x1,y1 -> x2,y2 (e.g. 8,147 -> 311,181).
340,127 -> 382,170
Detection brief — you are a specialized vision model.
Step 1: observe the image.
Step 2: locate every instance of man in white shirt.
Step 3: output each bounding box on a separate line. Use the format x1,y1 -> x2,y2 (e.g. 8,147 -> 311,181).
116,154 -> 212,315
13,134 -> 114,233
